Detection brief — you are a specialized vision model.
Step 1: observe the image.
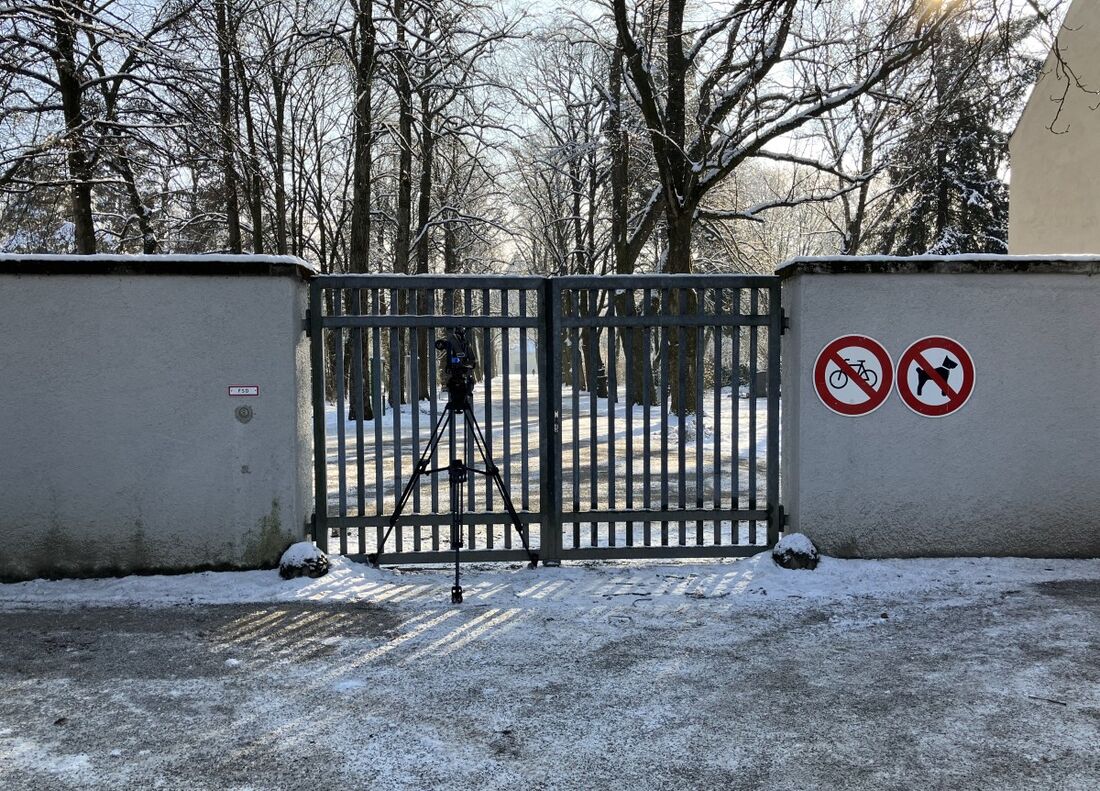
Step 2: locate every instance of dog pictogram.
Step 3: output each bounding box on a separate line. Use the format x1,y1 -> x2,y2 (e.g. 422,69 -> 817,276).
915,355 -> 958,397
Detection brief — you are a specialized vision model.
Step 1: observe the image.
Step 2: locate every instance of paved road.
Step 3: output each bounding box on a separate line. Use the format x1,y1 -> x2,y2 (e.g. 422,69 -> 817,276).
1,577 -> 1098,790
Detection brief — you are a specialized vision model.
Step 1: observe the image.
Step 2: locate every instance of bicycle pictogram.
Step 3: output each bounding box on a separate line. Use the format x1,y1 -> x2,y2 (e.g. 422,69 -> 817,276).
828,358 -> 878,390
813,335 -> 893,417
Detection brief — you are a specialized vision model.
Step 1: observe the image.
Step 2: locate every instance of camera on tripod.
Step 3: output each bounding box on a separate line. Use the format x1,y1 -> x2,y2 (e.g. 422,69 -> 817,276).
435,328 -> 477,408
376,324 -> 537,602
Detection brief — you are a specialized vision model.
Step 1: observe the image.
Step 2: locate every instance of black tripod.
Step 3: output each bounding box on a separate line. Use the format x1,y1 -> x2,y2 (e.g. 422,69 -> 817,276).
373,378 -> 538,603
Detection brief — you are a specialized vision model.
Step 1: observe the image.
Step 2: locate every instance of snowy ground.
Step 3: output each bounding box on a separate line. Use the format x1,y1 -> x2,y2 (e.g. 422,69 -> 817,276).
322,377 -> 774,554
2,554 -> 1099,790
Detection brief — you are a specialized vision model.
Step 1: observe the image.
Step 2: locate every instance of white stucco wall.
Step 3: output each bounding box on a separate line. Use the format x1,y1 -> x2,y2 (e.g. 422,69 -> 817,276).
1009,0 -> 1100,254
780,256 -> 1100,558
0,256 -> 314,580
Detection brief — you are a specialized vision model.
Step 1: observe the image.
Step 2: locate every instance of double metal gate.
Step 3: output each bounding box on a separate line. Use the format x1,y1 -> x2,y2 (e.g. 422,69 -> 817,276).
308,274 -> 782,564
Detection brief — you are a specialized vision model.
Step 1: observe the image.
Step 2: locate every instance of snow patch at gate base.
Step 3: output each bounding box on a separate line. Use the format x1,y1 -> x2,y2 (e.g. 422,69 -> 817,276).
2,554 -> 1100,611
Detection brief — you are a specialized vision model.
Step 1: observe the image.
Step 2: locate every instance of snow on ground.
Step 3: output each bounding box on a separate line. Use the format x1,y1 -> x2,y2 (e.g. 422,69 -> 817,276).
2,552 -> 1098,611
3,553 -> 1100,790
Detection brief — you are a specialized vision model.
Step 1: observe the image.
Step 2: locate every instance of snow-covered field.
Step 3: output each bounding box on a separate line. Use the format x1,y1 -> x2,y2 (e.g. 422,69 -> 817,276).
2,554 -> 1100,790
322,377 -> 774,554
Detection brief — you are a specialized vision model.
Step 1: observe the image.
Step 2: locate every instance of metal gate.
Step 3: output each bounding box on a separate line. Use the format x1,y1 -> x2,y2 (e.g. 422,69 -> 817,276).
308,274 -> 782,564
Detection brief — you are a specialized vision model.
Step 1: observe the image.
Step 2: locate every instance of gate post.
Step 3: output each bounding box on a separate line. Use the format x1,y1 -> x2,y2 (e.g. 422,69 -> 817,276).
766,281 -> 783,547
309,280 -> 329,553
538,278 -> 562,565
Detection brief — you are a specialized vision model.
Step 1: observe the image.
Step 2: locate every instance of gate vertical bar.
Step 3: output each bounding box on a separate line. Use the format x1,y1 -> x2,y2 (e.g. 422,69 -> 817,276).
766,282 -> 782,547
501,296 -> 512,549
351,289 -> 365,551
538,278 -> 562,564
308,280 -> 329,553
520,290 -> 530,512
713,289 -> 723,544
390,288 -> 403,552
748,288 -> 759,544
371,290 -> 384,552
334,290 -> 347,555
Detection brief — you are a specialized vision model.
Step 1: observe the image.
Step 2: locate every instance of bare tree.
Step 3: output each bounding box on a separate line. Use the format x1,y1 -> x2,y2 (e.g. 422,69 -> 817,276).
605,0 -> 964,411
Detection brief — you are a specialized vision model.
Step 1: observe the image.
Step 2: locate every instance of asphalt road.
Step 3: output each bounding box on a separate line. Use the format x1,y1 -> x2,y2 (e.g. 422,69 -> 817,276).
1,578 -> 1098,790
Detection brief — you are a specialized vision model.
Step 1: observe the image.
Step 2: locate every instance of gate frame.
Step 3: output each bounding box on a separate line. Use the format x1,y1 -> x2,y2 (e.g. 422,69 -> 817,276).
308,273 -> 784,564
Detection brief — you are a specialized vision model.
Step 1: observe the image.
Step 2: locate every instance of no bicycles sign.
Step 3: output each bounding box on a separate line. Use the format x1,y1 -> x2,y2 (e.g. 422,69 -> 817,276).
814,335 -> 894,417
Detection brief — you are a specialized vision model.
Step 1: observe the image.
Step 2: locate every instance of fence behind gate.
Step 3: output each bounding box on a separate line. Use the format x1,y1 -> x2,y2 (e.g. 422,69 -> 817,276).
308,274 -> 783,565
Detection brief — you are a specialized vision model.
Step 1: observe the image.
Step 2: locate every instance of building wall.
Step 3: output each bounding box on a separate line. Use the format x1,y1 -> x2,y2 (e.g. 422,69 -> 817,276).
0,256 -> 315,580
1009,0 -> 1100,254
780,257 -> 1100,558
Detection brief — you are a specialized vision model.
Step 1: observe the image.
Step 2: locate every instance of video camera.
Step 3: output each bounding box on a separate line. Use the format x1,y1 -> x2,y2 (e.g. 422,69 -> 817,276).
435,328 -> 477,407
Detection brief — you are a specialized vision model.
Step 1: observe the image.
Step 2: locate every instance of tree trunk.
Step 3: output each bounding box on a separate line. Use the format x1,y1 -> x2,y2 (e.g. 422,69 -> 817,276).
578,151 -> 605,397
608,38 -> 647,405
843,129 -> 876,255
215,0 -> 242,252
933,41 -> 949,246
580,293 -> 606,400
414,113 -> 434,400
348,0 -> 375,421
666,210 -> 697,415
52,0 -> 96,253
570,160 -> 584,276
443,211 -> 458,273
391,0 -> 412,408
112,143 -> 157,253
561,290 -> 578,388
289,107 -> 300,257
271,69 -> 289,255
232,47 -> 263,254
225,5 -> 262,253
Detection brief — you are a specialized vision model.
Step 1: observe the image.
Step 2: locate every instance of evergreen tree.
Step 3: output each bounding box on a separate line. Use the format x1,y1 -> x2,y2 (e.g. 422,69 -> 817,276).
877,15 -> 1040,255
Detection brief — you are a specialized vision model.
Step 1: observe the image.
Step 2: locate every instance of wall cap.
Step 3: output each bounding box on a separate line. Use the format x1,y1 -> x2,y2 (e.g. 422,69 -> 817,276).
0,253 -> 318,280
776,254 -> 1100,280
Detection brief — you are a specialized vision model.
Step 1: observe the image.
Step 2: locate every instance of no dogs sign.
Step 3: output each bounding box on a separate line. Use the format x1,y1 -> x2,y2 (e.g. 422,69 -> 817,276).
896,336 -> 975,417
814,335 -> 894,416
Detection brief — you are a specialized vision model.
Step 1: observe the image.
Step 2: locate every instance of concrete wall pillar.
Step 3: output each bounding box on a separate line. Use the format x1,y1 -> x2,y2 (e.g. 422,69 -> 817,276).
779,256 -> 1100,558
0,255 -> 316,580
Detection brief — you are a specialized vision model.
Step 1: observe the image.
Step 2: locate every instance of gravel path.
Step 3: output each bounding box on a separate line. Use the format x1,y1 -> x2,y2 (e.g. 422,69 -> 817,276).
1,558 -> 1098,790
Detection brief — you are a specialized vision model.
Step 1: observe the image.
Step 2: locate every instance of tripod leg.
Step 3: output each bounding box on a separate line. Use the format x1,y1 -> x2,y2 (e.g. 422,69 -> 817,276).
464,407 -> 539,567
376,408 -> 453,562
451,459 -> 464,604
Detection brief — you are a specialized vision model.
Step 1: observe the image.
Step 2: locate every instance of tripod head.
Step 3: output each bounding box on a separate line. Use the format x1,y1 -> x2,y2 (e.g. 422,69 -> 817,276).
435,328 -> 477,410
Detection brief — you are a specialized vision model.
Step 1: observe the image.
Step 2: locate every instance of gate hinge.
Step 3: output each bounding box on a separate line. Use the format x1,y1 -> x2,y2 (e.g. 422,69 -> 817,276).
303,309 -> 312,337
780,308 -> 790,335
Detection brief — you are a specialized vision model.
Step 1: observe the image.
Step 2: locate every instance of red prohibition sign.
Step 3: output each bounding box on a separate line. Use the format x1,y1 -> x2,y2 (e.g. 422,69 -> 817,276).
813,335 -> 894,416
896,336 -> 975,417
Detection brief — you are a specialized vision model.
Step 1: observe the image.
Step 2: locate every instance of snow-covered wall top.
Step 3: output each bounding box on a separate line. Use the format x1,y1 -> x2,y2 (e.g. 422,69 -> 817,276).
776,254 -> 1100,279
0,253 -> 318,280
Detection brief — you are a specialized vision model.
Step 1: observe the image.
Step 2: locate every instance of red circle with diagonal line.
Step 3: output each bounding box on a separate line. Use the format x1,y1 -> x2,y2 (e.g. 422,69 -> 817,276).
896,336 -> 975,417
813,335 -> 894,416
